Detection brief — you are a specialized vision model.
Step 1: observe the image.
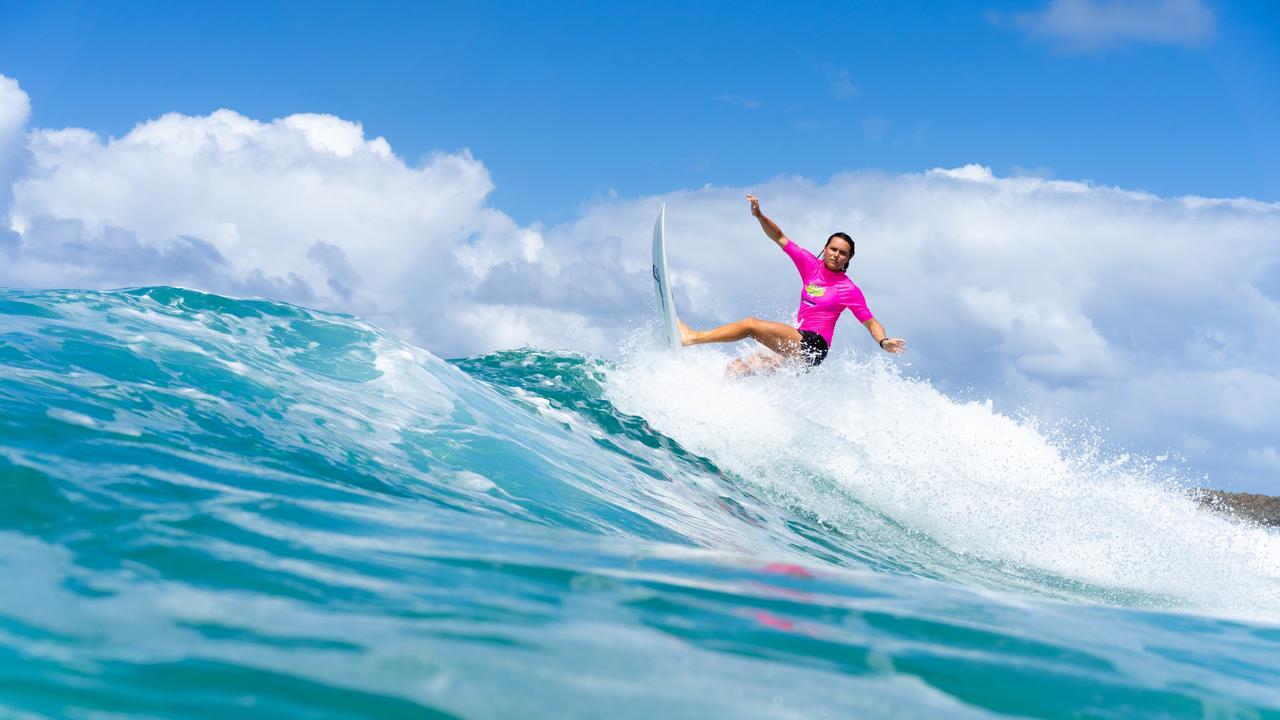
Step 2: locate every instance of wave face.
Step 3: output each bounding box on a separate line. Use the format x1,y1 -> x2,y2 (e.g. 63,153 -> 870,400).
2,286 -> 1278,718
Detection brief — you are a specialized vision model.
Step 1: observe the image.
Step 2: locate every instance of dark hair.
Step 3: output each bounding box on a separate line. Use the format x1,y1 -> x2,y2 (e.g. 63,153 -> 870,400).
823,232 -> 855,271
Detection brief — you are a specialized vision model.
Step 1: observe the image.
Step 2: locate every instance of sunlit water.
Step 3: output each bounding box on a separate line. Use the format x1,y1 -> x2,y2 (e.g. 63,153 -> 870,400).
1,286 -> 1277,718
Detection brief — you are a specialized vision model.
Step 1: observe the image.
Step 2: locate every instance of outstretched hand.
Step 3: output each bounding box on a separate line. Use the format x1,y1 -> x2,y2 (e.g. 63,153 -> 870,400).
746,194 -> 762,218
880,338 -> 907,354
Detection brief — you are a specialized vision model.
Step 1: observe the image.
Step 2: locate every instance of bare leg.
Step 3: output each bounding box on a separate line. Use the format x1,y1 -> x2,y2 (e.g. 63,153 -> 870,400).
680,317 -> 804,358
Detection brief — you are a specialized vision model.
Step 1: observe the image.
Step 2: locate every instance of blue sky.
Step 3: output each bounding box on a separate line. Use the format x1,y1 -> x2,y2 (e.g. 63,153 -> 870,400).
1,0 -> 1276,224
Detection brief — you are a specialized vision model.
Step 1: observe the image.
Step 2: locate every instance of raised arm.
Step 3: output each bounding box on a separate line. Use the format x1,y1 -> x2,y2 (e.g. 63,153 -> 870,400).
747,195 -> 788,249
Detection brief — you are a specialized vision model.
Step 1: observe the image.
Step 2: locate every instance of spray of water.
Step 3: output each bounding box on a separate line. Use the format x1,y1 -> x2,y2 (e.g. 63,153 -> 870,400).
603,341 -> 1280,622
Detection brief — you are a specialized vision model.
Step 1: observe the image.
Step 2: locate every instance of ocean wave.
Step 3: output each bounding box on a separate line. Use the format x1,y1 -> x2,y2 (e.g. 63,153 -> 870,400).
2,286 -> 1278,718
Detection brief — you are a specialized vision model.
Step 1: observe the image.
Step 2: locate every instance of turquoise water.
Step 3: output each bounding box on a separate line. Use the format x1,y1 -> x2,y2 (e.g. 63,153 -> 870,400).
2,286 -> 1278,718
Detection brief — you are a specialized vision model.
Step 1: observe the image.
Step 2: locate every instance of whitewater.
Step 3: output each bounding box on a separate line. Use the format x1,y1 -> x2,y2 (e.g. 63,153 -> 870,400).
1,286 -> 1278,718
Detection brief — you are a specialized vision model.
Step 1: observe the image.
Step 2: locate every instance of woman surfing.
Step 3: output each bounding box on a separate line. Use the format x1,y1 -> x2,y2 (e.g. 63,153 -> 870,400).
678,195 -> 907,375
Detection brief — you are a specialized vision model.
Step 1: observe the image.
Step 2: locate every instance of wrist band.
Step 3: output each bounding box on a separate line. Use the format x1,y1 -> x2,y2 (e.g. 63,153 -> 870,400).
879,338 -> 889,348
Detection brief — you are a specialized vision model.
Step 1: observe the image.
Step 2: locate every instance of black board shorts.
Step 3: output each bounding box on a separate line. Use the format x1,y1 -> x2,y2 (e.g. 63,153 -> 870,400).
798,330 -> 829,367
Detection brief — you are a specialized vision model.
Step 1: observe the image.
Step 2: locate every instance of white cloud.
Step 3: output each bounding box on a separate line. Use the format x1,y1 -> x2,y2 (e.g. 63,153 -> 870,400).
0,76 -> 30,186
0,76 -> 29,151
1005,0 -> 1216,52
957,286 -> 1120,380
543,166 -> 1278,486
4,106 -> 547,357
451,304 -> 611,354
0,75 -> 31,253
543,166 -> 1278,387
2,88 -> 1279,488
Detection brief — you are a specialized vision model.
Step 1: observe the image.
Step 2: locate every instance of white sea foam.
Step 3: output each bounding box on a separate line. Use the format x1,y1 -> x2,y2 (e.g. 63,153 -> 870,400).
604,342 -> 1280,622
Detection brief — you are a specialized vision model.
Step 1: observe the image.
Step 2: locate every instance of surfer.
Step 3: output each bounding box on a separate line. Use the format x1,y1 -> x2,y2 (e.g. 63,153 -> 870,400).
678,195 -> 906,375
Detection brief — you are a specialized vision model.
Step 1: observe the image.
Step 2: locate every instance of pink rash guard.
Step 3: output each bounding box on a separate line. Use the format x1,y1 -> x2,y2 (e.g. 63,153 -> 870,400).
782,239 -> 874,345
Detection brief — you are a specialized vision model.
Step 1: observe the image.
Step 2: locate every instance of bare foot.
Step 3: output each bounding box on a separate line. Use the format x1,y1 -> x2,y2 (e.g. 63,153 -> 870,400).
725,359 -> 749,378
677,318 -> 697,347
725,352 -> 785,378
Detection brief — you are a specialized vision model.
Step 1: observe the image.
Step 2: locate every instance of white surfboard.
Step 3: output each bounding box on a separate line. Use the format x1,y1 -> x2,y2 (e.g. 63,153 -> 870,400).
651,204 -> 682,352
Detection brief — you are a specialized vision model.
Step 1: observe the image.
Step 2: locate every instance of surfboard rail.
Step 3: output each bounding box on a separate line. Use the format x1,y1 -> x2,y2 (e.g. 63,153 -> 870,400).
651,204 -> 682,352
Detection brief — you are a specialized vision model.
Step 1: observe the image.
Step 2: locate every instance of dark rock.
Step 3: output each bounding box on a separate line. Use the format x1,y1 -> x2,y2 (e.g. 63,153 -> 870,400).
1195,489 -> 1280,527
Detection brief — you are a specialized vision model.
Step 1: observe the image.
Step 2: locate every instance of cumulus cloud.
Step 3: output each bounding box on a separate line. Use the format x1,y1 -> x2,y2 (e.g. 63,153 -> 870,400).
537,164 -> 1278,384
3,106 -> 556,356
957,286 -> 1120,380
532,164 -> 1279,486
2,87 -> 1278,488
0,77 -> 31,200
0,76 -> 28,147
1000,0 -> 1217,52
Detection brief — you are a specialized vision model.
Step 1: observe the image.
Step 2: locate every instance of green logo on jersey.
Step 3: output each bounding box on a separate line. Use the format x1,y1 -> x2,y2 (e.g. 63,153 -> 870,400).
805,283 -> 826,297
